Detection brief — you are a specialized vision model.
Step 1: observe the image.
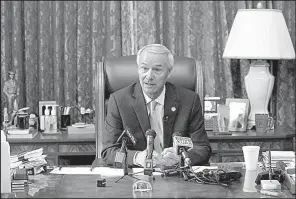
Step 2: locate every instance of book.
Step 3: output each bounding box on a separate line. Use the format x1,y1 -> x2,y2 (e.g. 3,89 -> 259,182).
7,129 -> 38,139
11,179 -> 29,185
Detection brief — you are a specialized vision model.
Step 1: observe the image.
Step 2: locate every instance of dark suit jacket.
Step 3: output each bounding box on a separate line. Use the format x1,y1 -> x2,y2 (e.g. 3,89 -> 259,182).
101,82 -> 212,167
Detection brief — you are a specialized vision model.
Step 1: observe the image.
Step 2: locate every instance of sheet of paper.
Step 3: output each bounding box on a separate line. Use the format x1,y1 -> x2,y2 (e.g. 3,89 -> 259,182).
191,166 -> 218,173
50,166 -> 124,177
132,168 -> 163,176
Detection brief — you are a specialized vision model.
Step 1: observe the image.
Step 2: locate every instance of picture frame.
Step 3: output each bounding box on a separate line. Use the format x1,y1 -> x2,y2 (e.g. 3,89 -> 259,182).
225,98 -> 249,132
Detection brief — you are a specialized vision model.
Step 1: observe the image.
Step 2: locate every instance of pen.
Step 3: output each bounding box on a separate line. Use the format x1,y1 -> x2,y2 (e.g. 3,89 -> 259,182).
268,149 -> 272,180
59,166 -> 62,170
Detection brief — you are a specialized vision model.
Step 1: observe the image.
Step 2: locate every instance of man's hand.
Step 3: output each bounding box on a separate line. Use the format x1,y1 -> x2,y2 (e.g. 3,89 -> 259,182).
158,147 -> 180,167
134,149 -> 161,167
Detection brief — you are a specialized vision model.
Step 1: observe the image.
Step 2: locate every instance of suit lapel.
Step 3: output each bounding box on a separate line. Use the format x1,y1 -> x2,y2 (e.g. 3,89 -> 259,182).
163,83 -> 180,148
132,83 -> 150,136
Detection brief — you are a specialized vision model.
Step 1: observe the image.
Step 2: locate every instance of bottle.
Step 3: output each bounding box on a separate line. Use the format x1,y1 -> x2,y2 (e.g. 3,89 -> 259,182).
1,130 -> 11,193
44,106 -> 51,133
51,106 -> 58,132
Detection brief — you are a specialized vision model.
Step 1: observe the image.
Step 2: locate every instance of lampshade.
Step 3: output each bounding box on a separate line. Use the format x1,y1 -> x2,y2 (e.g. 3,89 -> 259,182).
223,9 -> 295,60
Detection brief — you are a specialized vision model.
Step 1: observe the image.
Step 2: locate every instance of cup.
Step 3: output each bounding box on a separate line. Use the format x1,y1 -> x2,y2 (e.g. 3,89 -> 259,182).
61,114 -> 71,128
243,170 -> 258,192
255,114 -> 274,133
242,146 -> 260,170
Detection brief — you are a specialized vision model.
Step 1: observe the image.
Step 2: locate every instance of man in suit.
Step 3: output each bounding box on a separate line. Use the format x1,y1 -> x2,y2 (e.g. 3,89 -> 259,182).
101,44 -> 211,167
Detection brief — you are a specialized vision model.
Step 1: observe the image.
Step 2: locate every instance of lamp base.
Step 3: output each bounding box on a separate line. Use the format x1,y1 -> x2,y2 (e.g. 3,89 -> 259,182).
245,60 -> 274,129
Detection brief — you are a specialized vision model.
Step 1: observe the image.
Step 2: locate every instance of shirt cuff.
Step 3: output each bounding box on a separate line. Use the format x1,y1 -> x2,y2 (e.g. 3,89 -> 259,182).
133,151 -> 140,166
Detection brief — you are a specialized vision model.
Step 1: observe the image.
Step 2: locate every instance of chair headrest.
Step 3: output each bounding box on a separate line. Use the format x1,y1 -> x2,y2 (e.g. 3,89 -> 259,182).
105,55 -> 196,95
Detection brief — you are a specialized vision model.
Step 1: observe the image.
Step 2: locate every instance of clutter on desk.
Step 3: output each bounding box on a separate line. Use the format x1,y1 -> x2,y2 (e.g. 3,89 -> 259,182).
50,166 -> 124,176
6,127 -> 38,139
42,104 -> 60,135
3,106 -> 40,139
97,178 -> 106,187
262,150 -> 295,169
39,101 -> 60,134
10,148 -> 47,175
11,169 -> 30,192
276,160 -> 295,194
133,180 -> 152,192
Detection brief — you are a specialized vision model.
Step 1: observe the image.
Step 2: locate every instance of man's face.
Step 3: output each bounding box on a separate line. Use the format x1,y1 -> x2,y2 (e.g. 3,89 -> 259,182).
138,51 -> 171,99
9,74 -> 15,79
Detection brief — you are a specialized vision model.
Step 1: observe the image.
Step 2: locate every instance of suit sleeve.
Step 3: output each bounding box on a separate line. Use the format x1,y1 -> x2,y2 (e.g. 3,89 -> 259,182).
187,94 -> 212,166
101,94 -> 138,167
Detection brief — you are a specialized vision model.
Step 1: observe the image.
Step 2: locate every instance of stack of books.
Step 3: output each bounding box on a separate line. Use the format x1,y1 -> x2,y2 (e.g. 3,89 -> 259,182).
262,151 -> 295,169
10,148 -> 48,175
11,179 -> 29,192
7,127 -> 38,139
11,169 -> 29,192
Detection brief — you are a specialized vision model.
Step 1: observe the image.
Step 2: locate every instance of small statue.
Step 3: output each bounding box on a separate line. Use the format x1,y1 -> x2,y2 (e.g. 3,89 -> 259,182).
3,70 -> 20,124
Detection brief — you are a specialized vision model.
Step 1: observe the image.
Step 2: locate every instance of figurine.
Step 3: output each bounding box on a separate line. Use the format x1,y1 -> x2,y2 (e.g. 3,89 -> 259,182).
3,70 -> 20,124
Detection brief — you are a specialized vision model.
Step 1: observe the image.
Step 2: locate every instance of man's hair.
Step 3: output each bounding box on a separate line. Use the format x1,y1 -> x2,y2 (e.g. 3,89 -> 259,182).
136,44 -> 174,70
8,70 -> 15,75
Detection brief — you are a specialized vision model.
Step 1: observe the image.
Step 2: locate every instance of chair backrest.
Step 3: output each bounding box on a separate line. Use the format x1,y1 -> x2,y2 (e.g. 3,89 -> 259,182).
94,55 -> 204,158
104,55 -> 203,98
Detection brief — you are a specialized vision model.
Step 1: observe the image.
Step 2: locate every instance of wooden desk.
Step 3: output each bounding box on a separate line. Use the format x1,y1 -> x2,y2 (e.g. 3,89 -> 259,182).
8,131 -> 96,166
208,125 -> 295,163
1,163 -> 294,198
8,126 -> 295,166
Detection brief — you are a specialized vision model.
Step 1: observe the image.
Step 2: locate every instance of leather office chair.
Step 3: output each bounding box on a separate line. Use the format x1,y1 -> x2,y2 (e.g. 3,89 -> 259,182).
93,55 -> 204,162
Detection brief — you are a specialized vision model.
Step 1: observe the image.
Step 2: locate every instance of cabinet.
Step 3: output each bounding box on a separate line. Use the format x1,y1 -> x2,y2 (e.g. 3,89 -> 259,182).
8,132 -> 96,166
8,126 -> 295,166
208,125 -> 295,163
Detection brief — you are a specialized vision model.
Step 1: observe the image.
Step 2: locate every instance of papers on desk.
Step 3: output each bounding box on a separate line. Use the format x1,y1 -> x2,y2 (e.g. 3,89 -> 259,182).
192,166 -> 218,172
262,151 -> 295,168
10,148 -> 47,171
50,166 -> 124,177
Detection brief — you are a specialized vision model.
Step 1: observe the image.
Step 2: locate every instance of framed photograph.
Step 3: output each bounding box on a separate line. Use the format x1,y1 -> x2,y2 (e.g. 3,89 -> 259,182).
225,98 -> 249,132
204,97 -> 220,113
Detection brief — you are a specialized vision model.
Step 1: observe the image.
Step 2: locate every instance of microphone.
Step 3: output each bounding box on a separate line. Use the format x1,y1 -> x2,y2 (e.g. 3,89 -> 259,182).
144,129 -> 156,176
114,128 -> 137,168
116,128 -> 137,146
172,132 -> 193,167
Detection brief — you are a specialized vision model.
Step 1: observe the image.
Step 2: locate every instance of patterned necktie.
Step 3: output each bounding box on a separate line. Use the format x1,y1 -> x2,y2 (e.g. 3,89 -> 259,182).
150,100 -> 163,154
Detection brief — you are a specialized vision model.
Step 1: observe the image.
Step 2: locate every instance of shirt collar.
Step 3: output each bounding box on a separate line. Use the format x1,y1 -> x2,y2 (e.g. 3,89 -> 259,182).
142,85 -> 166,106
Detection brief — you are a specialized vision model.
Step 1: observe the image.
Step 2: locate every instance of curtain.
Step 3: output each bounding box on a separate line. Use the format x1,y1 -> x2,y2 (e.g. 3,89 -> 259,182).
1,1 -> 295,129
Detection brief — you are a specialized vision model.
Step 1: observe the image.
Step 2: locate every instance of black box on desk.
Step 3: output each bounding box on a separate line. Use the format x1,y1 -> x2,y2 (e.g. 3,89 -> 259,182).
26,165 -> 47,175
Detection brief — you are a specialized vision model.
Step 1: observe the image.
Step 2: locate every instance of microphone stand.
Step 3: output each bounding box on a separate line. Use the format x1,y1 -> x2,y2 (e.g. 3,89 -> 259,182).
178,158 -> 190,181
115,137 -> 141,183
161,154 -> 190,181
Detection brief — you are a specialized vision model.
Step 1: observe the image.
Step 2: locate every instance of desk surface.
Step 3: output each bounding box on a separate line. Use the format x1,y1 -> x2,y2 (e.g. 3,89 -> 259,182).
7,125 -> 295,143
2,163 -> 294,198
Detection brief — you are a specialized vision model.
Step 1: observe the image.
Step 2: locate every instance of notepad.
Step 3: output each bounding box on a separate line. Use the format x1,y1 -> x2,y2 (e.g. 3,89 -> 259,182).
50,166 -> 124,177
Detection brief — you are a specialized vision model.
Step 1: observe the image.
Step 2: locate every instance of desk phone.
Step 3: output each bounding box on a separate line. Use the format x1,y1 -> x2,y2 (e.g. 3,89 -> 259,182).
204,96 -> 220,131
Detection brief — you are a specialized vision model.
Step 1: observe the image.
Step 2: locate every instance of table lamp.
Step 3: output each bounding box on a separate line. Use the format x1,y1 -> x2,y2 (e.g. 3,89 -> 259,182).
222,3 -> 295,129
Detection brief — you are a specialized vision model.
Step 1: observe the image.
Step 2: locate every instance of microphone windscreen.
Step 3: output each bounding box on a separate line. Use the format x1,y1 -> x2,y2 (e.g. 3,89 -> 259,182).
145,129 -> 156,138
172,132 -> 182,137
125,128 -> 137,146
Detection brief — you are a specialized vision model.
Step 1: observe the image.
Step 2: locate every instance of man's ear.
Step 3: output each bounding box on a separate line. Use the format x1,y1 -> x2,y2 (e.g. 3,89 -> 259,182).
167,68 -> 173,79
